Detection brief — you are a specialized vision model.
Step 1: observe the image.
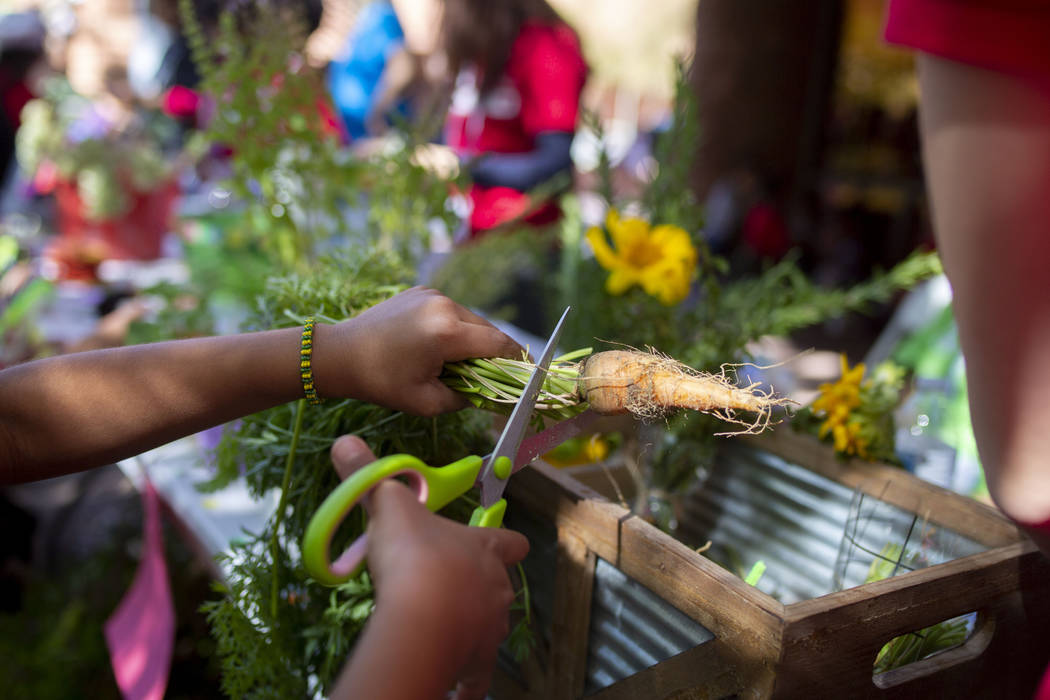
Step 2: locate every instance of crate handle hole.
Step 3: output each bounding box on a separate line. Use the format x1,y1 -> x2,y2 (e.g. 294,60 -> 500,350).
872,610 -> 993,689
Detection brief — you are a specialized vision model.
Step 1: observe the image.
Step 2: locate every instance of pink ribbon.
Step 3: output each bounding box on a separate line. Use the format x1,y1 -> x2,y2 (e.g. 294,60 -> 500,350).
104,476 -> 174,700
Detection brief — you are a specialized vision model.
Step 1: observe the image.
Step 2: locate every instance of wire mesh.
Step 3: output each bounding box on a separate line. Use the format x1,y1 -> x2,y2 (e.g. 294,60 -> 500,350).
832,481 -> 984,592
832,481 -> 984,675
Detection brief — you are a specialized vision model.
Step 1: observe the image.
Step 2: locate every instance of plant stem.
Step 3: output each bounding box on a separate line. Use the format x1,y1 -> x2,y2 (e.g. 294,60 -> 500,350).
517,561 -> 532,628
271,399 -> 306,619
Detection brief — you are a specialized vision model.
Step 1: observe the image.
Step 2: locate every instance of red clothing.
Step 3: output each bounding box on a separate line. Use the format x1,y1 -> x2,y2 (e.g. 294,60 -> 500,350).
444,21 -> 586,235
885,0 -> 1050,89
741,202 -> 791,261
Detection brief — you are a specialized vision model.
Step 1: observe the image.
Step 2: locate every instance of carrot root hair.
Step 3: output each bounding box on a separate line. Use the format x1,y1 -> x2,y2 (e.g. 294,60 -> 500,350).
579,349 -> 797,435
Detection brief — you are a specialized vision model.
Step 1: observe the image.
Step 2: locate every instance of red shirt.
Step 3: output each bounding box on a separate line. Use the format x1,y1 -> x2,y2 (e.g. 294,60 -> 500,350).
885,0 -> 1050,89
444,21 -> 586,235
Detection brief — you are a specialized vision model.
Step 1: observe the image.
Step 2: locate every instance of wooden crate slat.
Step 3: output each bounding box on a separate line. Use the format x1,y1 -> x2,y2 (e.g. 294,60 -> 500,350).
776,590 -> 1047,697
785,541 -> 1043,630
776,541 -> 1050,697
546,529 -> 596,700
587,639 -> 764,700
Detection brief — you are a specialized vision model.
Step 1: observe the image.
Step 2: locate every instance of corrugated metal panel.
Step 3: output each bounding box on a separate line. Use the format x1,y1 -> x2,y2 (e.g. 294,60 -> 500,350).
676,441 -> 986,603
585,557 -> 715,694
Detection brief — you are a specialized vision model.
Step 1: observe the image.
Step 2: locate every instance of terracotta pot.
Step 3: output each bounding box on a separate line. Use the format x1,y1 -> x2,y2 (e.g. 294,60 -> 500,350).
54,178 -> 178,260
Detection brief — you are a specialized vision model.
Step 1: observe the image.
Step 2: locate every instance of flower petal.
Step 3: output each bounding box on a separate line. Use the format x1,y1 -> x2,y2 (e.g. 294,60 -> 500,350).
605,268 -> 638,295
610,215 -> 651,251
833,423 -> 849,452
845,362 -> 866,385
586,226 -> 621,271
652,224 -> 698,265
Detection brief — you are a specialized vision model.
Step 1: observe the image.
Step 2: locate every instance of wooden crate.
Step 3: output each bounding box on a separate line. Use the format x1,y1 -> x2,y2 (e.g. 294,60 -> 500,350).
493,428 -> 1050,699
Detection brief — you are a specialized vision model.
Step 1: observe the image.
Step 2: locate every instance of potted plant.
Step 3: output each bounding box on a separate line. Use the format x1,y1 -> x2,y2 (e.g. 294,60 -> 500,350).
15,77 -> 192,270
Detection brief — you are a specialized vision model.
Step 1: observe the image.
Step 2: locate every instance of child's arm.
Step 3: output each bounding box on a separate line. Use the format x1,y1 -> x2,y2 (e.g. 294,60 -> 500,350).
327,435 -> 530,700
0,287 -> 520,484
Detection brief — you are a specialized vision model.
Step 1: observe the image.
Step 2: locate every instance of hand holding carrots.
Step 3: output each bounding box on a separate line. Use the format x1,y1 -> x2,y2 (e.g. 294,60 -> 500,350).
313,287 -> 522,416
328,435 -> 530,700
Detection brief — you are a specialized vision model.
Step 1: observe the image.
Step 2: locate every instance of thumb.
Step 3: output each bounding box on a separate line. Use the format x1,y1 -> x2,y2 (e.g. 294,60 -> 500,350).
472,527 -> 530,566
330,435 -> 378,480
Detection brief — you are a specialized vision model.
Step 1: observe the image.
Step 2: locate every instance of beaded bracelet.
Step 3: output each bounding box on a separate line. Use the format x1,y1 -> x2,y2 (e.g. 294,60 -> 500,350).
300,318 -> 322,405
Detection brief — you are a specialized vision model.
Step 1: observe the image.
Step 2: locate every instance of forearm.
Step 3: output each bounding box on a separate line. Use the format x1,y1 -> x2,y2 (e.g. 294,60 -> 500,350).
370,48 -> 421,119
0,328 -> 303,483
0,287 -> 519,484
470,131 -> 574,191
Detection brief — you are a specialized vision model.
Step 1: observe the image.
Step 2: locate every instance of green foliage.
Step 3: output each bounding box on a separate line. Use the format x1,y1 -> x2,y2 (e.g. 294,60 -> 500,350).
0,574 -> 119,697
125,225 -> 274,344
873,616 -> 969,674
645,254 -> 936,484
359,135 -> 467,261
180,1 -> 349,268
243,250 -> 413,330
179,0 -> 460,271
125,281 -> 216,344
203,402 -> 495,695
430,226 -> 556,321
679,250 -> 942,371
505,563 -> 536,663
202,540 -> 376,698
640,59 -> 705,231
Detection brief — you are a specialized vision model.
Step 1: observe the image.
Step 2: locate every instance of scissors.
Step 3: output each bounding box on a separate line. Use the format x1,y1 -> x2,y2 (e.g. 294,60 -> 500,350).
303,306 -> 572,586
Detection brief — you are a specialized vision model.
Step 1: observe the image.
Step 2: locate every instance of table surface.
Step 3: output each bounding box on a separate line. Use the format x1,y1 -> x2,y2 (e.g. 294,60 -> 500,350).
116,434 -> 278,578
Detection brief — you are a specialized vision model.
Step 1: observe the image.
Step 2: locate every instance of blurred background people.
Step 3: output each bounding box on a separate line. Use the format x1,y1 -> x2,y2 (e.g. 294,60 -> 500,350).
325,0 -> 407,142
440,0 -> 587,239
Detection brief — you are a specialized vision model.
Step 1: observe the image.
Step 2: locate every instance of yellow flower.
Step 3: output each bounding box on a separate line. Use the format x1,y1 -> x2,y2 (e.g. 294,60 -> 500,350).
585,209 -> 698,305
817,403 -> 852,439
812,354 -> 865,417
832,420 -> 870,458
812,354 -> 867,449
543,434 -> 610,468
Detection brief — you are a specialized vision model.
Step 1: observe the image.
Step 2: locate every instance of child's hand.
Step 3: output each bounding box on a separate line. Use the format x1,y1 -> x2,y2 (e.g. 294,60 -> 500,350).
314,287 -> 522,416
330,435 -> 530,700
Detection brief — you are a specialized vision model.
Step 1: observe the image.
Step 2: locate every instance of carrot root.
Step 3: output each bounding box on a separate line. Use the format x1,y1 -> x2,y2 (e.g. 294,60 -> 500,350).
578,350 -> 795,435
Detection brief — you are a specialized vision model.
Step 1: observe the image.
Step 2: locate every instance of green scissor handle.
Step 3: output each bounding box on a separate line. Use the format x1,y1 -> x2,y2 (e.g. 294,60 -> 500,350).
303,453 -> 508,586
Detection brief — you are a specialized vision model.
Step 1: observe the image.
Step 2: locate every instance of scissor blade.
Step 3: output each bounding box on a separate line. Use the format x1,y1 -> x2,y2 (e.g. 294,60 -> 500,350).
478,306 -> 571,507
511,409 -> 602,472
